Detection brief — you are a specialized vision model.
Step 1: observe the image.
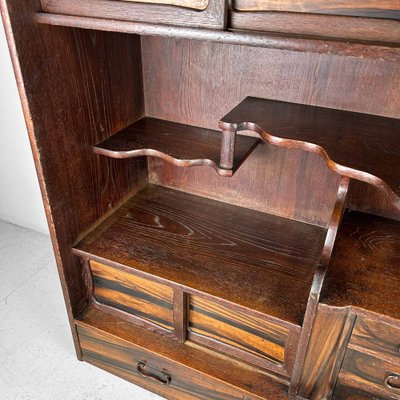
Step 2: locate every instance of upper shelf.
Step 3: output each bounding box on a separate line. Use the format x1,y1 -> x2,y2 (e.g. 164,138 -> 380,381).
94,117 -> 259,177
220,97 -> 400,210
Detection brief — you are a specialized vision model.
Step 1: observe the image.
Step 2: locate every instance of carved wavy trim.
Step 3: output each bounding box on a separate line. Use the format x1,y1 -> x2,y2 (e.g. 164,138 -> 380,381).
219,120 -> 400,212
94,146 -> 235,177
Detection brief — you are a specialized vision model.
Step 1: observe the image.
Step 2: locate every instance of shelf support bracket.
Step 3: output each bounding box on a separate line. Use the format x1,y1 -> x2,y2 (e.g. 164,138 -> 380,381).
220,127 -> 237,170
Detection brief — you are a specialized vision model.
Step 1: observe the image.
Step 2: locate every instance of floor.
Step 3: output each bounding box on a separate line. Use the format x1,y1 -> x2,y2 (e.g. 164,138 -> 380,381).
0,220 -> 162,400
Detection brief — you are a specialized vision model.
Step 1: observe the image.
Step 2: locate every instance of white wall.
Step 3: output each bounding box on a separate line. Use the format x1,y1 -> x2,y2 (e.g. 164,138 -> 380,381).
0,19 -> 48,234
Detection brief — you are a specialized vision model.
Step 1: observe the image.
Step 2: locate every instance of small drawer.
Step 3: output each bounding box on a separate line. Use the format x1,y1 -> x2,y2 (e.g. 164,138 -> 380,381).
89,260 -> 174,331
188,295 -> 296,376
76,322 -> 273,400
337,348 -> 400,400
350,315 -> 400,361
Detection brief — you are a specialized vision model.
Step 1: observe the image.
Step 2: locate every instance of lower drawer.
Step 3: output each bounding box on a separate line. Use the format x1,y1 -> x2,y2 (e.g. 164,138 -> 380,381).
76,315 -> 289,400
350,314 -> 400,361
335,348 -> 400,400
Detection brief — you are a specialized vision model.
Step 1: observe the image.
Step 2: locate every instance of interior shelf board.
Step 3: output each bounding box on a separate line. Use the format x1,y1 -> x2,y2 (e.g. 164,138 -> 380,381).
73,184 -> 327,326
220,97 -> 400,209
321,210 -> 400,320
94,117 -> 260,177
35,13 -> 400,63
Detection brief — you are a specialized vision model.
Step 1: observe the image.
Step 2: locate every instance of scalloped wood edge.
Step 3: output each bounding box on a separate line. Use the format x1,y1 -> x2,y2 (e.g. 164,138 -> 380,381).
94,146 -> 237,177
219,120 -> 400,212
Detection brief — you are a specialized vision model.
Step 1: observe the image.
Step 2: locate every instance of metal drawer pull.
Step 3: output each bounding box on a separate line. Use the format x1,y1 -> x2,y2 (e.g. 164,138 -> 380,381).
384,372 -> 400,392
136,361 -> 171,386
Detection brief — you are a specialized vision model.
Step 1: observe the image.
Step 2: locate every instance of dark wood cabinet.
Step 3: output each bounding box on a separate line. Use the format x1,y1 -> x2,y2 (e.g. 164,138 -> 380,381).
1,0 -> 399,399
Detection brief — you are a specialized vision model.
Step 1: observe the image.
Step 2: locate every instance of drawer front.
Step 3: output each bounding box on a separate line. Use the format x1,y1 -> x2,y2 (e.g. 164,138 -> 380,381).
90,261 -> 174,330
188,295 -> 291,372
41,0 -> 227,29
77,323 -> 266,400
337,348 -> 400,400
232,0 -> 400,19
230,0 -> 400,43
350,315 -> 400,361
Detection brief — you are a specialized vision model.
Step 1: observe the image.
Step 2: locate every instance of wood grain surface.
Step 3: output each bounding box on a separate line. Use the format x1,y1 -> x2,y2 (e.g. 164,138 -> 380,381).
0,0 -> 148,356
36,13 -> 400,60
230,11 -> 400,44
94,117 -> 260,177
122,0 -> 209,11
142,36 -> 400,225
350,315 -> 400,361
76,306 -> 290,399
188,295 -> 289,365
338,348 -> 400,400
321,211 -> 400,320
220,97 -> 400,210
74,184 -> 327,325
91,260 -> 174,330
233,0 -> 400,20
298,305 -> 355,400
40,0 -> 228,29
78,323 -> 268,399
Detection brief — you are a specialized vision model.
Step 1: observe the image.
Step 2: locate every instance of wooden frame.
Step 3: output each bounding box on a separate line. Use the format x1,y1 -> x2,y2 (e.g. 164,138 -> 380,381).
40,0 -> 229,29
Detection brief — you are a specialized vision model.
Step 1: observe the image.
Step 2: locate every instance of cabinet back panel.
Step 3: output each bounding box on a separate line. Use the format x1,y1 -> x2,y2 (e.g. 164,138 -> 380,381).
142,36 -> 400,224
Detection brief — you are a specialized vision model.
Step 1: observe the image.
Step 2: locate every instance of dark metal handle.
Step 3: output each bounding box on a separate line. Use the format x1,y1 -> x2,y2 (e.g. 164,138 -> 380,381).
136,361 -> 171,386
384,372 -> 400,392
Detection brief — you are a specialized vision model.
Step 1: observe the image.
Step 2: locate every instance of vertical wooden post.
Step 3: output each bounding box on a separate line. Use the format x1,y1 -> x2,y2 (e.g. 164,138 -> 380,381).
220,127 -> 237,170
173,289 -> 188,343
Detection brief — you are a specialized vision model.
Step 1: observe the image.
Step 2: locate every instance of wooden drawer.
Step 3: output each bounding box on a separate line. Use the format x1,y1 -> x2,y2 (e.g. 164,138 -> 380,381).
188,295 -> 298,376
336,348 -> 400,400
232,0 -> 400,19
229,0 -> 400,43
40,0 -> 227,29
350,315 -> 400,361
89,260 -> 175,332
76,320 -> 285,400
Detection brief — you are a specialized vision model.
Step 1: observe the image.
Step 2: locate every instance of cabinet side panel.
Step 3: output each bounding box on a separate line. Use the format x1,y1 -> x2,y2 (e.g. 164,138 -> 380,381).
298,305 -> 355,399
1,0 -> 147,354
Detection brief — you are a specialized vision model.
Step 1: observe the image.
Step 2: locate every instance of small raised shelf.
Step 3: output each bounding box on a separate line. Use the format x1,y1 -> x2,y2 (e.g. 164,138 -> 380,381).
94,117 -> 260,177
321,210 -> 400,320
73,184 -> 327,326
220,97 -> 400,210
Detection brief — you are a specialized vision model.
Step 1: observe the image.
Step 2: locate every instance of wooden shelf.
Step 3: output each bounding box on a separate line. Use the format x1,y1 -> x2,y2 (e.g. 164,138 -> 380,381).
321,211 -> 400,321
94,117 -> 259,177
73,184 -> 327,326
36,13 -> 400,62
220,97 -> 400,210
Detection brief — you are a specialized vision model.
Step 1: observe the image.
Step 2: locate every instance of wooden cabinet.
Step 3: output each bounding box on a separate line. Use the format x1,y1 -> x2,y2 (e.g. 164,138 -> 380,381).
2,0 -> 400,399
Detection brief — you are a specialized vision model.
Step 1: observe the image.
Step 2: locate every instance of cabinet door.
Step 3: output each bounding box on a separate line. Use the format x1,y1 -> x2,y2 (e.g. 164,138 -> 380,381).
41,0 -> 227,29
230,0 -> 400,43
